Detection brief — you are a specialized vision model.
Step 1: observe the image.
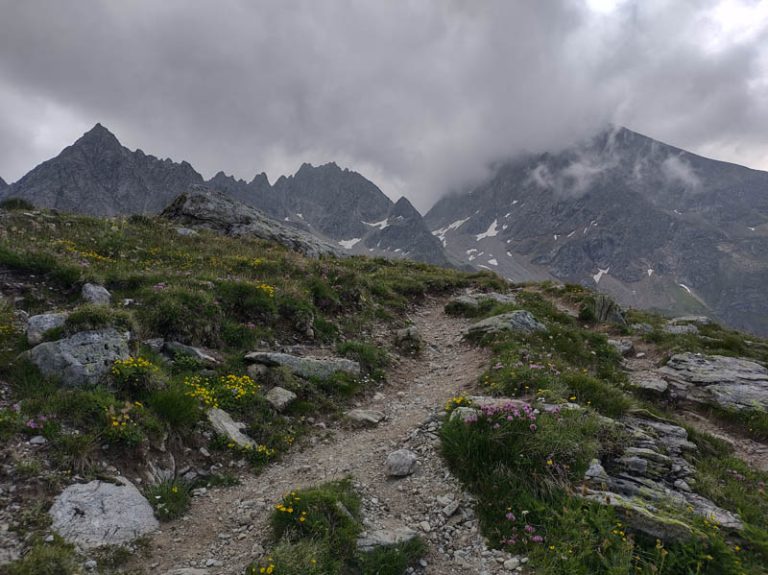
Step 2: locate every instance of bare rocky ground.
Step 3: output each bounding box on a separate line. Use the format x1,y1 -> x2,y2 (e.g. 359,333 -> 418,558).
133,300 -> 528,575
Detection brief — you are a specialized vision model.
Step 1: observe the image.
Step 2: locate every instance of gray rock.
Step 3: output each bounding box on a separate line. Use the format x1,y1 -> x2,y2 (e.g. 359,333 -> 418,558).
175,227 -> 198,237
631,323 -> 654,334
450,406 -> 481,422
28,435 -> 47,445
165,341 -> 220,365
206,408 -> 255,448
664,324 -> 699,335
448,292 -> 517,311
464,311 -> 546,337
669,316 -> 712,326
26,312 -> 69,345
628,372 -> 669,394
81,283 -> 112,305
607,339 -> 635,356
346,409 -> 385,427
384,449 -> 418,477
658,352 -> 768,410
357,527 -> 419,552
244,352 -> 360,380
161,186 -> 340,258
265,387 -> 297,412
163,570 -> 209,575
25,328 -> 131,387
49,478 -> 159,549
144,338 -> 165,353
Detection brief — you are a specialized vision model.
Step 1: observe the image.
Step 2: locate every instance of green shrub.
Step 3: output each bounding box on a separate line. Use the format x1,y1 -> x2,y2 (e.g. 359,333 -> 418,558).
247,539 -> 337,575
560,372 -> 632,418
217,280 -> 278,322
138,286 -> 222,345
336,340 -> 388,378
5,540 -> 78,575
354,537 -> 427,575
0,197 -> 35,211
271,480 -> 361,558
62,304 -> 137,336
148,385 -> 202,430
145,479 -> 192,521
50,432 -> 99,473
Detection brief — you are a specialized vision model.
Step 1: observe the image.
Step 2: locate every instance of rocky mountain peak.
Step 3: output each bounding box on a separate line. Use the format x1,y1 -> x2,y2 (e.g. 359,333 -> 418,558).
249,172 -> 270,187
72,122 -> 123,152
390,196 -> 422,220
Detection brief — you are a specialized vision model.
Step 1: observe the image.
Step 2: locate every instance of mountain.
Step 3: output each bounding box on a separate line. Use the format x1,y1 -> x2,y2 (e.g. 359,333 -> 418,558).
0,176 -> 7,191
0,123 -> 454,267
1,124 -> 204,215
425,126 -> 768,335
207,162 -> 454,266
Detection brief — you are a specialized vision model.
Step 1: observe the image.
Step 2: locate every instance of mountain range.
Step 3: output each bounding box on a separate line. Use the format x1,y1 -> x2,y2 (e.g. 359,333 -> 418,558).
1,124 -> 767,335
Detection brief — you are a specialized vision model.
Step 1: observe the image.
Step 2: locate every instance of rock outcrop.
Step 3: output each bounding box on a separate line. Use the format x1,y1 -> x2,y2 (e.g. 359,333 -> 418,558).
658,353 -> 768,410
49,478 -> 159,549
161,186 -> 340,258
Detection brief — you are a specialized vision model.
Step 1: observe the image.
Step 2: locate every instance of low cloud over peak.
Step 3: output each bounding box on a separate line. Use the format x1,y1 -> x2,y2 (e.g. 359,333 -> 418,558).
0,1 -> 766,210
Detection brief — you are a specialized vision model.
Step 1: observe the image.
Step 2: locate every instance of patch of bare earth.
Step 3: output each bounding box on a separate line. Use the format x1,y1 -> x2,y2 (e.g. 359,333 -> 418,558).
134,299 -> 526,575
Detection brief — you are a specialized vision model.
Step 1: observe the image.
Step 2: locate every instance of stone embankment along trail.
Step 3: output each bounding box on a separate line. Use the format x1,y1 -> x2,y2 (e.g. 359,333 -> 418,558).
139,299 -> 522,575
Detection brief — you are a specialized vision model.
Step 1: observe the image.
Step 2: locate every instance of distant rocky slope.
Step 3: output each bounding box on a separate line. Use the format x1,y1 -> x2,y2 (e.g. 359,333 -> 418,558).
206,162 -> 454,266
425,127 -> 768,336
0,176 -> 7,192
3,124 -> 204,215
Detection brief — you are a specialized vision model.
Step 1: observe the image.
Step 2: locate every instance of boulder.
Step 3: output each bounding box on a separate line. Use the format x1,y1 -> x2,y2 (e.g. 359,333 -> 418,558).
165,341 -> 220,365
448,292 -> 517,311
244,352 -> 360,380
206,408 -> 255,448
265,387 -> 297,411
25,328 -> 130,387
464,311 -> 545,337
384,449 -> 418,477
81,283 -> 112,305
49,478 -> 159,549
394,326 -> 422,356
664,324 -> 699,335
346,409 -> 385,427
607,339 -> 635,357
357,527 -> 419,552
25,311 -> 69,345
658,352 -> 768,410
628,372 -> 669,394
669,316 -> 712,326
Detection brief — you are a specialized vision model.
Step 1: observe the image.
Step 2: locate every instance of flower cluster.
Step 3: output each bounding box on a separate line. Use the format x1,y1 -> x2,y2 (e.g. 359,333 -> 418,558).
256,283 -> 276,297
275,491 -> 308,524
104,402 -> 144,446
112,356 -> 158,395
500,508 -> 544,549
184,374 -> 260,410
220,374 -> 260,401
54,239 -> 113,263
185,375 -> 219,408
445,395 -> 472,413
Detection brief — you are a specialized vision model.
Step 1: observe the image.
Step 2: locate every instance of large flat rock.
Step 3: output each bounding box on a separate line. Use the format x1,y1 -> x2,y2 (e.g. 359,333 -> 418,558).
463,311 -> 546,337
658,352 -> 768,410
244,351 -> 360,380
49,478 -> 159,549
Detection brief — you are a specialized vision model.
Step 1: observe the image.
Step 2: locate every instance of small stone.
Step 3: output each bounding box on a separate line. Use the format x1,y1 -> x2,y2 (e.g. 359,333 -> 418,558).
346,409 -> 385,427
81,283 -> 112,305
504,558 -> 520,570
385,449 -> 418,477
265,387 -> 297,412
28,435 -> 47,445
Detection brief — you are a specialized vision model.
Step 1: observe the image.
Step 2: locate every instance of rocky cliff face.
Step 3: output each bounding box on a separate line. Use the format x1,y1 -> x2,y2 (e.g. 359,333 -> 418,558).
0,176 -> 7,192
1,124 -> 204,215
425,127 -> 768,336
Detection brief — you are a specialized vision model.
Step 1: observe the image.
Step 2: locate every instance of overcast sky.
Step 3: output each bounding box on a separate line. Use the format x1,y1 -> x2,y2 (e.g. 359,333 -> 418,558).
1,0 -> 766,209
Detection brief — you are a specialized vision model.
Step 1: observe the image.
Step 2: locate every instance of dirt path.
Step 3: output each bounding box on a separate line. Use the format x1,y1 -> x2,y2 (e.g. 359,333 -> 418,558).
137,299 -> 524,575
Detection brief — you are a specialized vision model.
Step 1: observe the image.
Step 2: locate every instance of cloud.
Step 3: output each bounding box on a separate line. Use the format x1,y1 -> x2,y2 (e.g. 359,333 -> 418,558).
0,0 -> 766,210
661,155 -> 702,190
